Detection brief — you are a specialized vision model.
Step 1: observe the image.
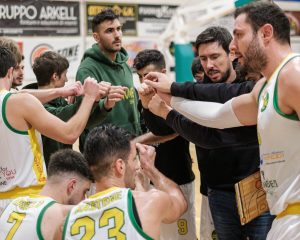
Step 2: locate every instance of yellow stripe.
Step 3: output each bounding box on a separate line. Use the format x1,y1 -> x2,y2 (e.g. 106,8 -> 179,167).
276,203 -> 300,219
89,187 -> 120,199
28,128 -> 46,185
0,185 -> 43,199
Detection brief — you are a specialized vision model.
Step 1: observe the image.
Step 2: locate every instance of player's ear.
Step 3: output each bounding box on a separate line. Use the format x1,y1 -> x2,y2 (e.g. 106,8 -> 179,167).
260,23 -> 273,45
67,178 -> 77,195
6,67 -> 14,80
114,159 -> 126,176
93,32 -> 100,43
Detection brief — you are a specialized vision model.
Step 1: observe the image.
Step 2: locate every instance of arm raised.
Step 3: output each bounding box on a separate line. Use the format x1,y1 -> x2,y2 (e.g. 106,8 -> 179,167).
8,79 -> 100,144
20,82 -> 83,104
136,143 -> 187,223
168,85 -> 261,129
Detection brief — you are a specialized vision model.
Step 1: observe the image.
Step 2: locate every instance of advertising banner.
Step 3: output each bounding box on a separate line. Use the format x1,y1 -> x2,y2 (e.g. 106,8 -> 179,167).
137,4 -> 177,37
14,37 -> 84,82
0,0 -> 80,36
86,3 -> 137,36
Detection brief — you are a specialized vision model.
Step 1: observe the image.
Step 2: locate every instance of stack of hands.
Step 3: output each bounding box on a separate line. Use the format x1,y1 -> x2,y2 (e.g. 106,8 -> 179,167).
59,76 -> 129,110
138,72 -> 173,119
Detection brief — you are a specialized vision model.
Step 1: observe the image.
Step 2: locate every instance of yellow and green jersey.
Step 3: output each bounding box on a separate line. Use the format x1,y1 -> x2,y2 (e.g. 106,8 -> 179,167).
63,187 -> 153,240
0,90 -> 46,199
0,195 -> 55,240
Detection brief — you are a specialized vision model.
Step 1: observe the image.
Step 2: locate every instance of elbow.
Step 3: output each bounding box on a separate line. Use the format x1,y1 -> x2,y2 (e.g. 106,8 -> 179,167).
173,195 -> 188,220
181,197 -> 188,216
61,133 -> 77,144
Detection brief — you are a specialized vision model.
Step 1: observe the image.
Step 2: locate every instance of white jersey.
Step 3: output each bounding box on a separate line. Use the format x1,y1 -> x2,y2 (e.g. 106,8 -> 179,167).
160,181 -> 197,240
257,53 -> 300,215
63,187 -> 153,240
0,90 -> 47,198
0,195 -> 56,240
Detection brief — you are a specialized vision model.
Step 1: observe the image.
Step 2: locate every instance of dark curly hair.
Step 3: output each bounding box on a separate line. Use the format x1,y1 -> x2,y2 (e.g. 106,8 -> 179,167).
0,47 -> 16,78
133,49 -> 166,71
84,124 -> 135,180
92,8 -> 119,32
32,51 -> 69,87
195,26 -> 232,54
48,149 -> 94,181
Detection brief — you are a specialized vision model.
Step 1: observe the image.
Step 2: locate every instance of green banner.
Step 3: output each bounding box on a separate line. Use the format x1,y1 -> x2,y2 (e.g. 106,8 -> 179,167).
234,0 -> 254,8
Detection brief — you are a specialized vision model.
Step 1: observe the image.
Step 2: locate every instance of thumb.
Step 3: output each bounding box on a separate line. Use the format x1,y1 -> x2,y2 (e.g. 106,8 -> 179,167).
144,80 -> 158,89
136,143 -> 146,154
143,72 -> 158,81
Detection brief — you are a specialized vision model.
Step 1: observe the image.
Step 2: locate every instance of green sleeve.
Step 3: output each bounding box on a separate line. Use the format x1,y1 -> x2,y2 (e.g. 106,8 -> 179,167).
75,67 -> 108,129
85,99 -> 109,129
44,100 -> 79,122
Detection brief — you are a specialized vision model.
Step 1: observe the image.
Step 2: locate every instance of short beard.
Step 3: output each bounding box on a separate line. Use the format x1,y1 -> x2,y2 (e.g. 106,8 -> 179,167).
235,62 -> 247,80
244,36 -> 268,74
12,81 -> 22,87
219,67 -> 231,83
106,47 -> 120,53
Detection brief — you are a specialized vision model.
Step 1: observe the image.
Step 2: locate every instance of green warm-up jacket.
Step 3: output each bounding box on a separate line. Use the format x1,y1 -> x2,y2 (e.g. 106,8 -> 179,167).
76,44 -> 141,149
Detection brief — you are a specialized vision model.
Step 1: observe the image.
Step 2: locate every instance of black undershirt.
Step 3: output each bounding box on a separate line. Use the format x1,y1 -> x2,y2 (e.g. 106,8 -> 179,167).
132,196 -> 142,228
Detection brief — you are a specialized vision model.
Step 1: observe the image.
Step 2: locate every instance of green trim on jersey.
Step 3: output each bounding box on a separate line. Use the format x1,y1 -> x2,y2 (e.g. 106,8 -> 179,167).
273,55 -> 300,121
257,81 -> 268,105
36,201 -> 56,240
2,92 -> 28,135
127,190 -> 153,240
62,211 -> 71,240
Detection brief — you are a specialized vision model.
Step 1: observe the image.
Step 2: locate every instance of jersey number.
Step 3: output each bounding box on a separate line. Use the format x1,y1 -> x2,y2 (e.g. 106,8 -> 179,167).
71,207 -> 126,240
6,212 -> 26,240
177,218 -> 188,235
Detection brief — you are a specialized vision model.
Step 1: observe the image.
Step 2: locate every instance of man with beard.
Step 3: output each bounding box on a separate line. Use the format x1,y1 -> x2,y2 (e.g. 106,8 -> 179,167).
145,2 -> 300,239
0,37 -> 24,91
0,149 -> 93,240
140,26 -> 274,239
76,8 -> 141,152
11,56 -> 24,90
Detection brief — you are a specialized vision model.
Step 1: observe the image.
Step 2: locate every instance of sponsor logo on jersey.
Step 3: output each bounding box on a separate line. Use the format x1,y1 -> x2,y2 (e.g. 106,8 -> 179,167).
260,91 -> 269,112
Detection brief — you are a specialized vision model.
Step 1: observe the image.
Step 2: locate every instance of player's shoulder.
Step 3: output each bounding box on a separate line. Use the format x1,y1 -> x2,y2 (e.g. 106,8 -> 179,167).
132,189 -> 170,206
9,92 -> 40,107
43,203 -> 72,220
274,55 -> 300,102
279,55 -> 300,82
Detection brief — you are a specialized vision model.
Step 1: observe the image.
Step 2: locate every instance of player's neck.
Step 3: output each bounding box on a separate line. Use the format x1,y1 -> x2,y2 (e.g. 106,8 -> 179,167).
94,177 -> 125,193
263,43 -> 292,80
40,184 -> 64,204
99,45 -> 118,61
0,78 -> 11,91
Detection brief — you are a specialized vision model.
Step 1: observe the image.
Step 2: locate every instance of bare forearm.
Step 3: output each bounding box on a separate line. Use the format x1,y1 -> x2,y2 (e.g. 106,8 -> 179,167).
145,166 -> 182,198
134,132 -> 178,145
20,88 -> 63,104
64,96 -> 95,143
